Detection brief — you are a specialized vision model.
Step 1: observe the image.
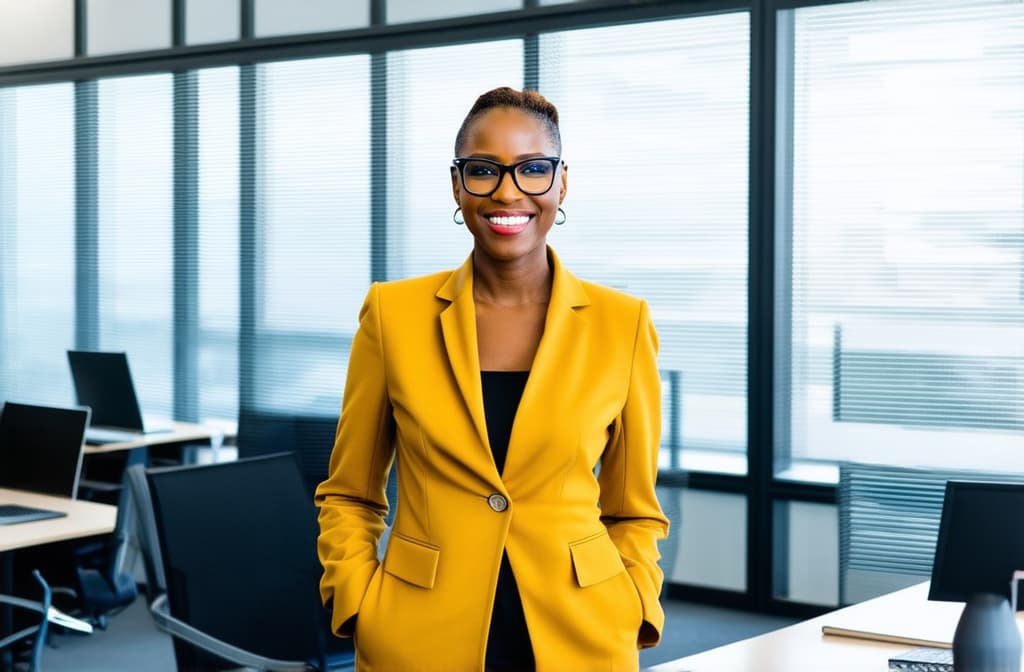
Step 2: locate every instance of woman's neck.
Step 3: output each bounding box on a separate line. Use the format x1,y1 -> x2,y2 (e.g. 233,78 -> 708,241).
472,248 -> 552,307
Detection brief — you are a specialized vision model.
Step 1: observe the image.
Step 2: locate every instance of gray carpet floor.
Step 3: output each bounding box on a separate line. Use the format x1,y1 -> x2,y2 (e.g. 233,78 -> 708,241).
34,593 -> 797,671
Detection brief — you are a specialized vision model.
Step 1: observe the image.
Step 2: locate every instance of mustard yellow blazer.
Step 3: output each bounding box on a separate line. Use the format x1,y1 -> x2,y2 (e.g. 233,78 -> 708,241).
315,247 -> 669,672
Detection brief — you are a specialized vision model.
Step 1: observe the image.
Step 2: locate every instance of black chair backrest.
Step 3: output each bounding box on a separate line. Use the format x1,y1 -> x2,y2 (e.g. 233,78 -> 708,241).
236,409 -> 398,526
235,409 -> 338,498
146,453 -> 324,667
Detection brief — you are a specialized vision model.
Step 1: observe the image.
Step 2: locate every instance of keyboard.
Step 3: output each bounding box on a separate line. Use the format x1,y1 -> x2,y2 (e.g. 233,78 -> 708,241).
85,425 -> 174,445
889,646 -> 953,672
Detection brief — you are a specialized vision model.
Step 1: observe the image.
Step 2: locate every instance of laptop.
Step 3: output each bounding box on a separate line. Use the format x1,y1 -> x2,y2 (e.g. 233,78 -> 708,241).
0,401 -> 90,525
67,350 -> 172,444
887,480 -> 1024,671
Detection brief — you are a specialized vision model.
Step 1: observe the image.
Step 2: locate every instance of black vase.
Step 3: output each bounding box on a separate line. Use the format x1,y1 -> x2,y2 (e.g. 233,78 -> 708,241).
953,593 -> 1021,672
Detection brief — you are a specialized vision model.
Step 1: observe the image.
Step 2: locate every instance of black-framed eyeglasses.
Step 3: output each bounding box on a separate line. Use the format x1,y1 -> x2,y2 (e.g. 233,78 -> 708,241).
452,156 -> 561,197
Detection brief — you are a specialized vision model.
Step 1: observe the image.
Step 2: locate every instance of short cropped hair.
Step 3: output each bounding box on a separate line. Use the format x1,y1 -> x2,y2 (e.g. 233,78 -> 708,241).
454,86 -> 562,156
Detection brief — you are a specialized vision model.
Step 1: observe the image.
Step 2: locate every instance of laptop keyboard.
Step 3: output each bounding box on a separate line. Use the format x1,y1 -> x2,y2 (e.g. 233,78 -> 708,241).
889,646 -> 953,671
85,427 -> 144,444
0,503 -> 66,525
0,504 -> 45,516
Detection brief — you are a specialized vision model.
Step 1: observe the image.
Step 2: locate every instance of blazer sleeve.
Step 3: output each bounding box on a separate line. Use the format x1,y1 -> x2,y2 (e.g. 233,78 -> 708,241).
599,298 -> 670,649
314,282 -> 394,637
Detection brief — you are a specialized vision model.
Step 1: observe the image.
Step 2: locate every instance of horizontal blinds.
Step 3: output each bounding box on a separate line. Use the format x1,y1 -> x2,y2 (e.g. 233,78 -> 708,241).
96,73 -> 175,419
249,55 -> 371,417
540,14 -> 751,464
197,67 -> 239,422
784,0 -> 1024,468
0,83 -> 76,408
839,462 -> 1024,604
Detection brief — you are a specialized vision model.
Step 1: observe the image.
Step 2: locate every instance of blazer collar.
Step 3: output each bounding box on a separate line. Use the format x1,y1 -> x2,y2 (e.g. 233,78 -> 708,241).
435,246 -> 589,308
436,246 -> 590,484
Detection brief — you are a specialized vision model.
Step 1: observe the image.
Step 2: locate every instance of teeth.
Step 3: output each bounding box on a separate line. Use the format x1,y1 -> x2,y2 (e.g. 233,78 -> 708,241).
488,215 -> 529,227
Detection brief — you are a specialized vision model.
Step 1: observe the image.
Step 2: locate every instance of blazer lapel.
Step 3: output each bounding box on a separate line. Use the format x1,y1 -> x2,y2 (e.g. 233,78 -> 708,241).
436,255 -> 492,461
503,247 -> 590,484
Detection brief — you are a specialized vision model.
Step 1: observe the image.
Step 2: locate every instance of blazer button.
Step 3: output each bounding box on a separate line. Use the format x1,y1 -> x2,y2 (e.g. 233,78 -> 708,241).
487,494 -> 508,512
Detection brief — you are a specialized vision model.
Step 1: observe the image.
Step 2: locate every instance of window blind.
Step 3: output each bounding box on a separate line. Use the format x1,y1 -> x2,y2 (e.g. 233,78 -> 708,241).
540,14 -> 751,471
247,55 -> 370,417
0,83 -> 76,407
96,73 -> 174,419
197,67 -> 239,422
780,0 -> 1024,470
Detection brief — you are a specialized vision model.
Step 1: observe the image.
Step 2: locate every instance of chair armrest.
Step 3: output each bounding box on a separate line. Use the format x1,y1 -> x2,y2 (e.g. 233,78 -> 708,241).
149,594 -> 311,672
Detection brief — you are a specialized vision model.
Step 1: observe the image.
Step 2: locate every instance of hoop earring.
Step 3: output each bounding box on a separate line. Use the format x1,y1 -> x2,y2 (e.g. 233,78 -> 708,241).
554,207 -> 567,226
453,207 -> 464,225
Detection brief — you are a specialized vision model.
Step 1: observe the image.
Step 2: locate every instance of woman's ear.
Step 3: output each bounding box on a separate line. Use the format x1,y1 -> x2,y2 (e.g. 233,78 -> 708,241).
450,166 -> 461,206
558,162 -> 568,203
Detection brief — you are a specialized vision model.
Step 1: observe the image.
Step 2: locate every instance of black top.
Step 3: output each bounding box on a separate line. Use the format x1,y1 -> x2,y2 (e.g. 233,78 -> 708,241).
481,371 -> 535,672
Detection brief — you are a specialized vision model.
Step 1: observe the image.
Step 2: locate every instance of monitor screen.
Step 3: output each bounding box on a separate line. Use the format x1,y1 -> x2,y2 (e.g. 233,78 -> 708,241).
67,350 -> 145,431
0,402 -> 89,498
929,481 -> 1024,603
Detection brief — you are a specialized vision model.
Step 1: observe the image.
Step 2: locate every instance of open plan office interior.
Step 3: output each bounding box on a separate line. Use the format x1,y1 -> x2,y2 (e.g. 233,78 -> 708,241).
0,0 -> 1022,670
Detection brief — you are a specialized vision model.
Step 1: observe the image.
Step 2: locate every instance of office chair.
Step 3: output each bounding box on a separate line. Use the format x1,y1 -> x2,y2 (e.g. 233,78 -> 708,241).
0,570 -> 92,672
125,463 -> 167,603
72,470 -> 139,628
235,409 -> 338,498
129,454 -> 355,672
235,409 -> 398,527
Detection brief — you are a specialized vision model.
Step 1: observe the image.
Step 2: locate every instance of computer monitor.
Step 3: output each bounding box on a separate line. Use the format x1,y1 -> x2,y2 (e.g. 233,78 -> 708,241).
0,402 -> 89,498
67,350 -> 145,432
929,480 -> 1024,603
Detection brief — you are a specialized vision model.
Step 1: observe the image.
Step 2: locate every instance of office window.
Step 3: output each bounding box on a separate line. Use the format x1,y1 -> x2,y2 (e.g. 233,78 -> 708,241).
97,73 -> 174,417
773,500 -> 839,606
0,0 -> 74,67
253,0 -> 369,37
776,0 -> 1024,474
0,83 -> 76,406
386,0 -> 521,24
251,55 -> 371,415
86,0 -> 172,56
664,488 -> 747,591
186,0 -> 240,45
385,41 -> 524,280
539,14 -> 751,474
198,67 -> 239,421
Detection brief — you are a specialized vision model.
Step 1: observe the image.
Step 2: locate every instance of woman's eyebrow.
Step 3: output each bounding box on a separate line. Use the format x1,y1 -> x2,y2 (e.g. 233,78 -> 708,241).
464,152 -> 550,161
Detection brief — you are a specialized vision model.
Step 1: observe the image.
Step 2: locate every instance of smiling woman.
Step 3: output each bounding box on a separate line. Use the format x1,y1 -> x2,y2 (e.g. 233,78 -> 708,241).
315,87 -> 669,671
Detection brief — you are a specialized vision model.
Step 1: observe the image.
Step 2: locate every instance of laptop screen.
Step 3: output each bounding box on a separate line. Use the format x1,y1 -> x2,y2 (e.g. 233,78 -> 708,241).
0,402 -> 89,498
67,350 -> 145,431
929,480 -> 1024,603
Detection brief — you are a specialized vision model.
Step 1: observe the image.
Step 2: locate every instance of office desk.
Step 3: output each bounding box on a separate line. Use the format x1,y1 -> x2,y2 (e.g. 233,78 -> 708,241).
1,489 -> 116,669
647,582 -> 982,672
81,422 -> 227,498
83,421 -> 220,455
0,488 -> 116,553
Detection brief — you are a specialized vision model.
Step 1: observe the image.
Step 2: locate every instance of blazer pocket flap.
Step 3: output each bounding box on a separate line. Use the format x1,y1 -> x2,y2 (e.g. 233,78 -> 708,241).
383,533 -> 440,589
569,532 -> 626,588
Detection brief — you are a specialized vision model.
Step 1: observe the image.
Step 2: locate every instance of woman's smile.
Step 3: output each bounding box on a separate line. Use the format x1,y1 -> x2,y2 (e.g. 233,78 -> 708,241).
484,210 -> 533,235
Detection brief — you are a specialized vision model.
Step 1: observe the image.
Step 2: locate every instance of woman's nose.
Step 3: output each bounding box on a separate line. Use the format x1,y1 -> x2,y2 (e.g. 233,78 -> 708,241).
490,171 -> 524,202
